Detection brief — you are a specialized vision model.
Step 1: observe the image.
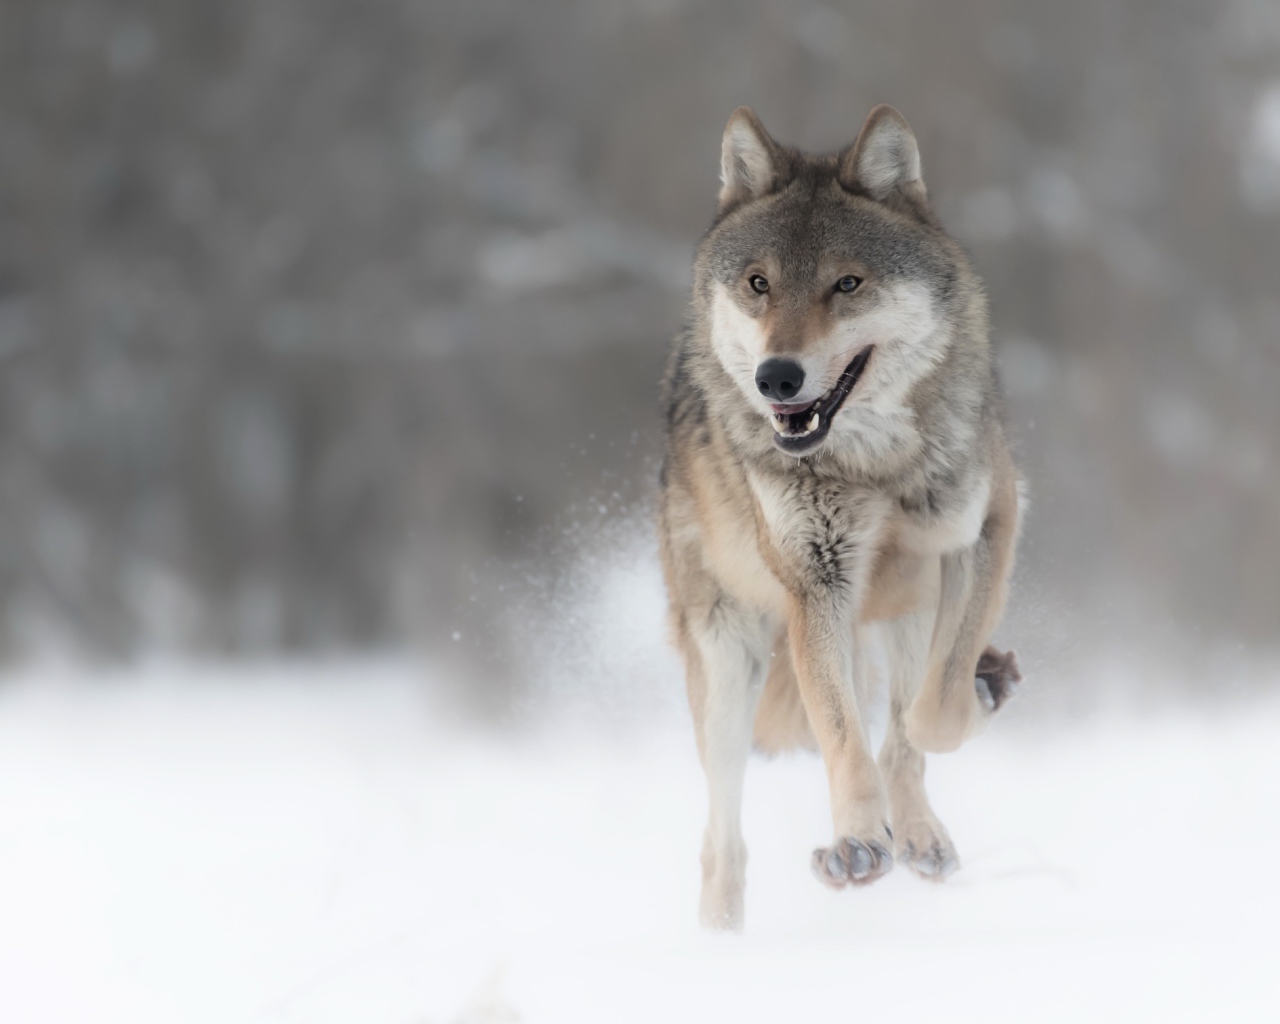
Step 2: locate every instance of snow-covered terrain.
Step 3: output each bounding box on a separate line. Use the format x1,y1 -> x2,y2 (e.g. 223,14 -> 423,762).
0,659 -> 1277,1023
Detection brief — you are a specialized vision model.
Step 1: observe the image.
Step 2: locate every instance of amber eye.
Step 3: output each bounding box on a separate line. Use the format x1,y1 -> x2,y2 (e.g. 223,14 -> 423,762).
836,275 -> 862,293
748,275 -> 769,294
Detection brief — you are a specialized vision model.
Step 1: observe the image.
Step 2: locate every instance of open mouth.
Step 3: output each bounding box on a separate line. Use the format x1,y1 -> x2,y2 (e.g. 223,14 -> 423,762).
769,346 -> 874,454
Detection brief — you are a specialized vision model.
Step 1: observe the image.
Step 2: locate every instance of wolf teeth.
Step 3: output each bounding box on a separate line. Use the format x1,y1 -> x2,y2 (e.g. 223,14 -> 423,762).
772,409 -> 822,437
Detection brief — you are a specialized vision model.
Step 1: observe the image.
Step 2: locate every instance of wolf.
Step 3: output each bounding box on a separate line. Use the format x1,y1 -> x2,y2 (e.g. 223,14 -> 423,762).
658,105 -> 1024,930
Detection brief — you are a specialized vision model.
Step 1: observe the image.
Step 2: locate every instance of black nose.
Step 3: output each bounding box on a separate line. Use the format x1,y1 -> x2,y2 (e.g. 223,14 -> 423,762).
755,358 -> 805,401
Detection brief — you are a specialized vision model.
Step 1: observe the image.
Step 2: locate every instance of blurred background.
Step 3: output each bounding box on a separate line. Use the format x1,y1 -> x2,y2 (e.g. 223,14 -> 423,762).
1,0 -> 1278,704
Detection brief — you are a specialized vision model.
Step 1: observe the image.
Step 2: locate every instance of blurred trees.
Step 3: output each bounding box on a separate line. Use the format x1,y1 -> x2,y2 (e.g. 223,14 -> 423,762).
0,0 -> 1276,669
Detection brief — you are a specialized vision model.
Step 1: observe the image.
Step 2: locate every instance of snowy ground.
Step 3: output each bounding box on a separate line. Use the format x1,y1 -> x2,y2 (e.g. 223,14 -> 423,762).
1,659 -> 1278,1024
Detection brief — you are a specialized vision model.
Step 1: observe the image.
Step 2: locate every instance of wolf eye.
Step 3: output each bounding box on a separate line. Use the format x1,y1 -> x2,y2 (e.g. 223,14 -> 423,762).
836,275 -> 862,293
748,275 -> 769,294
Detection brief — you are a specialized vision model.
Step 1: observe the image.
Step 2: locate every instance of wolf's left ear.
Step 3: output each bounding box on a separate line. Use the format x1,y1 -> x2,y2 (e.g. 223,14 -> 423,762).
719,107 -> 783,212
839,105 -> 932,219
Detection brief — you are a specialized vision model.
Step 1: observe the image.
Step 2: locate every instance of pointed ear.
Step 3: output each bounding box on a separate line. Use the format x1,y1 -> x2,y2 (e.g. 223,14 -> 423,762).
719,107 -> 783,212
839,105 -> 931,217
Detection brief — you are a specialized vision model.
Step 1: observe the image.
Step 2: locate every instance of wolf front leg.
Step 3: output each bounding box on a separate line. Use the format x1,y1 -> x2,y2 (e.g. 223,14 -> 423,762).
679,594 -> 772,930
787,598 -> 894,888
906,472 -> 1021,753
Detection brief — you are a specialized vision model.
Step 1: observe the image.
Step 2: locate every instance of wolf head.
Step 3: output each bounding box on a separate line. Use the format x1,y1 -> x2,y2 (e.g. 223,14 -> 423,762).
695,105 -> 983,457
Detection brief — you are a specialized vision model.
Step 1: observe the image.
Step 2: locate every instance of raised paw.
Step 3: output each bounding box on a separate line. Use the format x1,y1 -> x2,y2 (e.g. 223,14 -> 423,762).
895,819 -> 959,881
975,646 -> 1021,712
810,835 -> 894,889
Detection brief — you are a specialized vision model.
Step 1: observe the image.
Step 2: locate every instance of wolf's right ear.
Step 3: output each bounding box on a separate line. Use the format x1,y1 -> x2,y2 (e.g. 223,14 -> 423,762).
719,107 -> 782,213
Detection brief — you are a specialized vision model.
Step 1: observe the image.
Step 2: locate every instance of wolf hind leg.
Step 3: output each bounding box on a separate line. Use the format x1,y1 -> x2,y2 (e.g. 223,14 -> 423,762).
751,633 -> 818,755
681,594 -> 772,930
906,471 -> 1020,753
877,585 -> 959,879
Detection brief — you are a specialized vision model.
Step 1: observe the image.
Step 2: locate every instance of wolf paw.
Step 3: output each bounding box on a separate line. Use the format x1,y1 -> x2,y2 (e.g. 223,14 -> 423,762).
975,646 -> 1021,712
895,820 -> 959,880
810,835 -> 894,889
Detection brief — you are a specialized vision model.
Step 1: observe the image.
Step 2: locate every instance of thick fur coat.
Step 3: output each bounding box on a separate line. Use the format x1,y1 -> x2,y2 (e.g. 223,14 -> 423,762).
659,105 -> 1023,929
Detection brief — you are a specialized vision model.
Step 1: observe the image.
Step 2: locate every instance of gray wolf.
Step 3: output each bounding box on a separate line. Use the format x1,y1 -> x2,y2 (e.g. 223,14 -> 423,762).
658,104 -> 1024,930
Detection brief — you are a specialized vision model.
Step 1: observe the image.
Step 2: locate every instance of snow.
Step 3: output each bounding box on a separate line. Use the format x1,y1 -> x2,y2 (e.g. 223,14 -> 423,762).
1,659 -> 1278,1023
